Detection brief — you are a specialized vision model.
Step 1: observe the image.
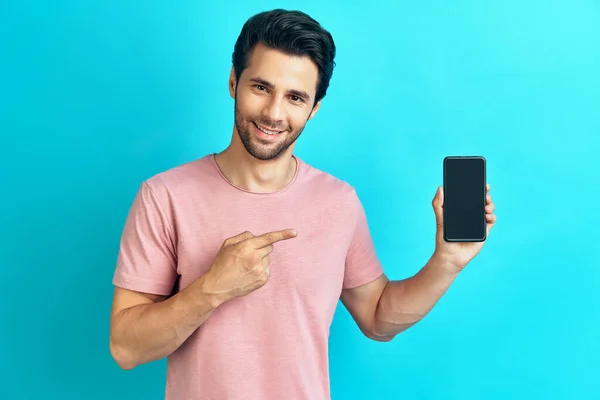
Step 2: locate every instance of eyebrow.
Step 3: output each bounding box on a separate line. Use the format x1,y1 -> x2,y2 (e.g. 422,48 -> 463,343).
249,77 -> 311,101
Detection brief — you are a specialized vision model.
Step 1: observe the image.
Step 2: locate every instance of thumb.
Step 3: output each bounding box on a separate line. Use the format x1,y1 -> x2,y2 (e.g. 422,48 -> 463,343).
432,186 -> 444,230
224,231 -> 254,246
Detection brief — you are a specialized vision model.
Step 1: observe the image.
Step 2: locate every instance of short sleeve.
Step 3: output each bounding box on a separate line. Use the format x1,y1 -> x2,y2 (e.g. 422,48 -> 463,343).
112,181 -> 178,296
343,190 -> 384,289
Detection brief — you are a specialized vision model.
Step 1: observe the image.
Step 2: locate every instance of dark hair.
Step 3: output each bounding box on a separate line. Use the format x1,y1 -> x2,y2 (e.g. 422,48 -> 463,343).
232,9 -> 336,105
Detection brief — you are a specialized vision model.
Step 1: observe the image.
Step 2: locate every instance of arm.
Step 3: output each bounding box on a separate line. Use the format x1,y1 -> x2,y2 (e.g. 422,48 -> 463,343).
340,254 -> 457,341
341,184 -> 497,340
109,181 -> 227,369
109,273 -> 227,370
110,219 -> 298,370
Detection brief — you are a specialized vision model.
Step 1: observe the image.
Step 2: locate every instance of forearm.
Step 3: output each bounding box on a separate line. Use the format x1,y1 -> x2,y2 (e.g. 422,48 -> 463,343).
374,254 -> 459,337
110,273 -> 227,369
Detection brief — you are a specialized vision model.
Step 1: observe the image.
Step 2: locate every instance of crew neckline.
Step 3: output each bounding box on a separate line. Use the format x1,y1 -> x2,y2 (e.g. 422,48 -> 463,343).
209,153 -> 302,196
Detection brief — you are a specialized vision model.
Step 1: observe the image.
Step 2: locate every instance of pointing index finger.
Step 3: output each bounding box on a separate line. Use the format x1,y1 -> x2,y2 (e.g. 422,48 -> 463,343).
248,229 -> 298,249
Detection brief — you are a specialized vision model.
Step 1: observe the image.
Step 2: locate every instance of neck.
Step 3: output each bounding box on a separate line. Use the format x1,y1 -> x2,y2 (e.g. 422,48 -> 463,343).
214,137 -> 297,194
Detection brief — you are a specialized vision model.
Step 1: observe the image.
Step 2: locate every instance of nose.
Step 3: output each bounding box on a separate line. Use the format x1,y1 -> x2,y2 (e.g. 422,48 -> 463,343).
262,95 -> 285,124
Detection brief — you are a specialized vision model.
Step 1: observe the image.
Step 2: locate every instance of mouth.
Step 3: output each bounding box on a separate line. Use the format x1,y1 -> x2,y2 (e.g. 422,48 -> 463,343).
253,122 -> 284,136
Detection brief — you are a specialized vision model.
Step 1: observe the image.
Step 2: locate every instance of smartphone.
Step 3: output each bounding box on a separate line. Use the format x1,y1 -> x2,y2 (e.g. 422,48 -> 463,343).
443,156 -> 487,242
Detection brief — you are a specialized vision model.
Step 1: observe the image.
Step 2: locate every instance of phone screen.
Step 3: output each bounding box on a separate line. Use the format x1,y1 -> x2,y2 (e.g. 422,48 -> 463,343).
443,157 -> 486,242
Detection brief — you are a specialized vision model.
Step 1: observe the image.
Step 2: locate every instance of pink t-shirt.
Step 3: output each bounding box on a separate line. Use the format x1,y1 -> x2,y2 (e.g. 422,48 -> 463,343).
113,153 -> 384,399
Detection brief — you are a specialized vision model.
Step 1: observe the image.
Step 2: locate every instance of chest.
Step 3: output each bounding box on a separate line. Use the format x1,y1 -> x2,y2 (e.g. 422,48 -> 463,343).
172,196 -> 354,315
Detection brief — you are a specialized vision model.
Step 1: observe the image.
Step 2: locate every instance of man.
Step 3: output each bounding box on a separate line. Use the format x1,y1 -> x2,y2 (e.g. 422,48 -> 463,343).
109,8 -> 496,400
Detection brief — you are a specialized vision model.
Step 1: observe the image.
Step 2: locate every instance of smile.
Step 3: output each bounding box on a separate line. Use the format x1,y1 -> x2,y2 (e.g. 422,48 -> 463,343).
254,122 -> 283,135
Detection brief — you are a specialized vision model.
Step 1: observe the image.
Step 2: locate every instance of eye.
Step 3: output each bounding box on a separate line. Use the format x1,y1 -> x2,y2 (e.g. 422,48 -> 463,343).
290,95 -> 302,103
254,84 -> 266,91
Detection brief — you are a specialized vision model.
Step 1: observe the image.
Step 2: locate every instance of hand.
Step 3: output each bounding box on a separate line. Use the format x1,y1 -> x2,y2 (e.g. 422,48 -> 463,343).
204,229 -> 298,303
431,184 -> 497,273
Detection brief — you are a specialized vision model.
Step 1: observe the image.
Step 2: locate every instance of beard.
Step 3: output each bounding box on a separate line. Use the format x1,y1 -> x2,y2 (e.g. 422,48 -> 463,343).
234,99 -> 307,161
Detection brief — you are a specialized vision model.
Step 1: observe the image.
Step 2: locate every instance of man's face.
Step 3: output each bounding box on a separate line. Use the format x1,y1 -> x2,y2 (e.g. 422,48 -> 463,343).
230,42 -> 321,160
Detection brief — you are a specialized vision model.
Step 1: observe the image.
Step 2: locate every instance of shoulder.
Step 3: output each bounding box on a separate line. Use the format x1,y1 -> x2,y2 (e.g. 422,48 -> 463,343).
139,154 -> 217,202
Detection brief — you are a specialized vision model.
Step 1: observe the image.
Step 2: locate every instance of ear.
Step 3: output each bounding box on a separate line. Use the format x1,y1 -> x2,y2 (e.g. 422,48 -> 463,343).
229,66 -> 237,99
308,100 -> 321,120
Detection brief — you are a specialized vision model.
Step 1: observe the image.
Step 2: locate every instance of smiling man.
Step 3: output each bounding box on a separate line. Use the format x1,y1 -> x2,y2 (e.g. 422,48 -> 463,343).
108,9 -> 496,400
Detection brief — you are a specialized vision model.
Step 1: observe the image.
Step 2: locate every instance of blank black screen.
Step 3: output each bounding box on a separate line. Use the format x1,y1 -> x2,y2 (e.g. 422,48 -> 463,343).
444,157 -> 486,241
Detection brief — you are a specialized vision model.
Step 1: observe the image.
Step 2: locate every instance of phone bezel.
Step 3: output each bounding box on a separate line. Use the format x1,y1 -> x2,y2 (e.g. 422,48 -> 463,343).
443,156 -> 487,242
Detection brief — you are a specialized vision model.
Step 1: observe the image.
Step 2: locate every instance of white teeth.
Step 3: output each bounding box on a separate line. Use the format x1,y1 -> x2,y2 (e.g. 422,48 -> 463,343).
257,124 -> 281,135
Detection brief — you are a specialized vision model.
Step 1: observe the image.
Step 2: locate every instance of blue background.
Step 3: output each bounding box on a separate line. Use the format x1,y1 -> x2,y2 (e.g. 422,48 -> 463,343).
1,1 -> 599,399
